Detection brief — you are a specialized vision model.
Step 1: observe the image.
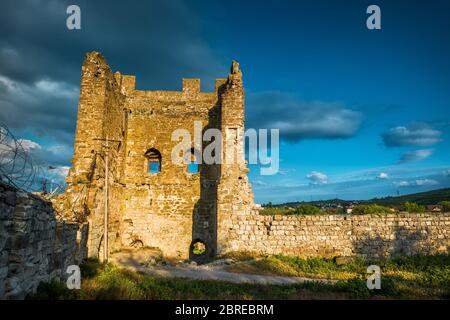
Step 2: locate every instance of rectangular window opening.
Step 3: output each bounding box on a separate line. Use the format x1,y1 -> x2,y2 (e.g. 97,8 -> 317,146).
188,162 -> 199,174
149,161 -> 160,173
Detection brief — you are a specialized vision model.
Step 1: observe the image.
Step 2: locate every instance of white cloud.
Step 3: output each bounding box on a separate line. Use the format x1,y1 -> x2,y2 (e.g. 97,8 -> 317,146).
35,79 -> 78,99
306,171 -> 328,185
394,179 -> 439,187
17,138 -> 41,151
398,149 -> 433,164
277,168 -> 296,176
253,179 -> 267,186
443,169 -> 450,177
52,166 -> 70,179
0,75 -> 77,101
382,123 -> 442,147
247,92 -> 361,142
377,172 -> 389,179
415,179 -> 439,186
395,181 -> 411,187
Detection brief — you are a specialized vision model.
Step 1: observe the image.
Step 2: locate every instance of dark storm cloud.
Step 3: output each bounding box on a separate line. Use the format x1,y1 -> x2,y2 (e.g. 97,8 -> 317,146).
246,91 -> 362,142
0,0 -> 225,87
0,75 -> 78,144
0,0 -> 226,148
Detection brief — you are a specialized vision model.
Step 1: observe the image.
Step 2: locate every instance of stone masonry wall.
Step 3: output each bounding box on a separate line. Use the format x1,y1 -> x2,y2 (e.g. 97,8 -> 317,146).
60,52 -> 255,261
60,52 -> 126,259
0,182 -> 87,299
216,61 -> 255,254
120,85 -> 221,260
226,212 -> 450,258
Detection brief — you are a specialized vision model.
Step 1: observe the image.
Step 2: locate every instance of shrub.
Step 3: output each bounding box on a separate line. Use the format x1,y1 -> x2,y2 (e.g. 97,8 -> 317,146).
259,205 -> 322,216
292,204 -> 321,215
439,201 -> 450,212
259,206 -> 290,215
351,204 -> 391,215
403,202 -> 425,213
28,280 -> 75,300
192,241 -> 206,255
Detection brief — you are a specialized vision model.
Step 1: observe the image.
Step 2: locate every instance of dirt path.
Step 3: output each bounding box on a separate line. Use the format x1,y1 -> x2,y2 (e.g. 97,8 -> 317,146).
110,253 -> 336,286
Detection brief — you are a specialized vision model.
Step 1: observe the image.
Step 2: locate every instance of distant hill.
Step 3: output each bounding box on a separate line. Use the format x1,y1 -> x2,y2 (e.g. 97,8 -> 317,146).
363,188 -> 450,207
269,188 -> 450,208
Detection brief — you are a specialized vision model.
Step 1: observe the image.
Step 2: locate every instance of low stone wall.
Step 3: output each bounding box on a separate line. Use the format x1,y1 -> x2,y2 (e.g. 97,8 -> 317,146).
227,212 -> 450,258
0,182 -> 88,299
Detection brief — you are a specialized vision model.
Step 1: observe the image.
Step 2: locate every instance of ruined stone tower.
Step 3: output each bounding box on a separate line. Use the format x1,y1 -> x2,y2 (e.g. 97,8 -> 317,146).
59,52 -> 255,261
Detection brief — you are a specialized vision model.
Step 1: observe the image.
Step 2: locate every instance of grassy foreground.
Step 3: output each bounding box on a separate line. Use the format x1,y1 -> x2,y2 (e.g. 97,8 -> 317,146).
29,254 -> 450,300
224,253 -> 450,299
29,259 -> 352,300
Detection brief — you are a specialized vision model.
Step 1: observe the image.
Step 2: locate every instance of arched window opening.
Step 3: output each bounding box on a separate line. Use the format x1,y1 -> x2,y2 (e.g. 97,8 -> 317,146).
145,148 -> 161,174
187,147 -> 200,174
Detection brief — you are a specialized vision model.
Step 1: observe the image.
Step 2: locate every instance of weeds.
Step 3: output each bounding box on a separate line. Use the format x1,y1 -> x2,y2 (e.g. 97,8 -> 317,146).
29,254 -> 450,300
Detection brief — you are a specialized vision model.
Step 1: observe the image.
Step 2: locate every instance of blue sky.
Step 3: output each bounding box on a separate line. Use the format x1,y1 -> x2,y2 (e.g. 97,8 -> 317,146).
1,0 -> 450,202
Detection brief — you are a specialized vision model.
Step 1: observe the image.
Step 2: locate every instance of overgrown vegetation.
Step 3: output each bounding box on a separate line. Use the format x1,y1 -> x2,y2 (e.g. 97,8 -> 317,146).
439,201 -> 450,212
192,241 -> 206,255
351,204 -> 392,215
260,200 -> 450,216
29,254 -> 450,300
402,202 -> 426,213
260,204 -> 323,216
262,188 -> 450,215
27,258 -> 352,300
223,253 -> 450,299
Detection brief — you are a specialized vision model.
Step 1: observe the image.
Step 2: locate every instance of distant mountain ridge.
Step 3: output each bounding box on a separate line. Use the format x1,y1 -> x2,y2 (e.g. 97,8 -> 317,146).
363,188 -> 450,207
270,188 -> 450,208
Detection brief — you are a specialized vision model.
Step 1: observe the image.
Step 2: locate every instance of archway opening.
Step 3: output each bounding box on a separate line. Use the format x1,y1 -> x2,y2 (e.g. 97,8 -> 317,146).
145,148 -> 161,174
192,241 -> 206,255
189,239 -> 208,263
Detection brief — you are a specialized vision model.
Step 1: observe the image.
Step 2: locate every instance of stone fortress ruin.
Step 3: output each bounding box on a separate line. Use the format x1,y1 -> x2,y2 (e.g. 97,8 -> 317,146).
1,52 -> 449,299
54,52 -> 449,263
57,52 -> 257,261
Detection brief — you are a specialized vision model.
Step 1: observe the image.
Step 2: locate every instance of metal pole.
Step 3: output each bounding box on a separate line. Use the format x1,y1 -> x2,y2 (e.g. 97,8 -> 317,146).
92,137 -> 120,263
104,139 -> 109,263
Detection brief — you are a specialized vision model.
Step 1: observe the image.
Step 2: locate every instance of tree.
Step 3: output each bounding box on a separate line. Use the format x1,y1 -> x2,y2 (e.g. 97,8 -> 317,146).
293,204 -> 321,215
439,201 -> 450,212
352,204 -> 390,215
403,202 -> 425,213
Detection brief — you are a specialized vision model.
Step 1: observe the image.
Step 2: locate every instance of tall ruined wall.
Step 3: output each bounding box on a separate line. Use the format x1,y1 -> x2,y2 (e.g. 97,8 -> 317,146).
61,52 -> 126,258
0,182 -> 87,300
226,212 -> 450,258
216,62 -> 255,255
120,80 -> 221,260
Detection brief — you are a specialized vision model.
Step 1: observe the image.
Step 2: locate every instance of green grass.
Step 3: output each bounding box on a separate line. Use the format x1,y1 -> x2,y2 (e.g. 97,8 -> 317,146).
29,254 -> 450,300
223,253 -> 450,299
192,241 -> 206,255
28,259 -> 354,300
